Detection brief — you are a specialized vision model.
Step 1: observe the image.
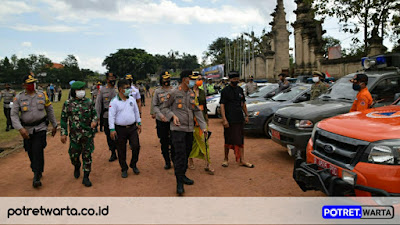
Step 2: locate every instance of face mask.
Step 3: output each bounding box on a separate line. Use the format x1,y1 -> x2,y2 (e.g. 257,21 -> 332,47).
196,80 -> 203,87
109,80 -> 116,86
312,77 -> 320,83
26,83 -> 35,92
189,80 -> 196,88
76,90 -> 85,99
124,88 -> 131,97
231,81 -> 239,86
352,83 -> 361,91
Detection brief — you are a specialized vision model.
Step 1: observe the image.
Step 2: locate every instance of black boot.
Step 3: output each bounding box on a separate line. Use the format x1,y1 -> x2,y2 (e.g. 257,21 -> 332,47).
109,151 -> 117,162
131,164 -> 140,175
82,171 -> 92,187
176,176 -> 184,196
6,125 -> 9,132
32,172 -> 42,188
182,175 -> 194,185
164,161 -> 172,170
74,164 -> 81,179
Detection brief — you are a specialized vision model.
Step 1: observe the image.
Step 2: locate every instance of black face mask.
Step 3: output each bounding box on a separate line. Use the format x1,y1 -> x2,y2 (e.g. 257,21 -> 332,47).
231,81 -> 239,86
109,80 -> 116,86
164,80 -> 171,86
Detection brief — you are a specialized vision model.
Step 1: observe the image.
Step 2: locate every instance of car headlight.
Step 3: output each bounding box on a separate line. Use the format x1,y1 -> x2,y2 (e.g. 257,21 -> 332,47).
249,111 -> 260,117
367,140 -> 400,165
342,170 -> 357,186
295,120 -> 314,129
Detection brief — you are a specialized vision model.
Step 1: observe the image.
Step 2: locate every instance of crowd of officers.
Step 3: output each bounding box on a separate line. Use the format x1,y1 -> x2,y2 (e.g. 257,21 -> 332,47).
1,69 -> 371,195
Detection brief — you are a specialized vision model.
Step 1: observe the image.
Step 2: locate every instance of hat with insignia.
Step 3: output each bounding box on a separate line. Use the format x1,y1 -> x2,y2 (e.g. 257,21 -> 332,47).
71,81 -> 86,90
22,74 -> 38,84
161,71 -> 171,79
313,71 -> 325,78
189,72 -> 199,80
97,81 -> 101,85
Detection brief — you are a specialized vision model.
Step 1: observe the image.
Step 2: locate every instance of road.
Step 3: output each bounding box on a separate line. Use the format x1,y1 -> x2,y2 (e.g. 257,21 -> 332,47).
0,103 -> 321,197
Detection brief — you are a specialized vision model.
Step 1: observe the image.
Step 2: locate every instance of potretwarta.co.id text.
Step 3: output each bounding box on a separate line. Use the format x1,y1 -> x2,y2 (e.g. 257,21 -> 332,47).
7,205 -> 109,218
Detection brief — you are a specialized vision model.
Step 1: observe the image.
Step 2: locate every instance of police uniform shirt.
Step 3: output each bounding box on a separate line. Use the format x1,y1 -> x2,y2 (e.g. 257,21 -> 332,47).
95,85 -> 117,119
152,87 -> 173,121
0,89 -> 16,108
164,86 -> 207,132
246,82 -> 258,95
130,86 -> 141,100
220,85 -> 246,123
108,95 -> 141,130
11,90 -> 57,134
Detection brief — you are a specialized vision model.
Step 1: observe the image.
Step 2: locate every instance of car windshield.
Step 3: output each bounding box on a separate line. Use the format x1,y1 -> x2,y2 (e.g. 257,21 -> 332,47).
272,85 -> 308,101
319,76 -> 376,100
248,84 -> 277,98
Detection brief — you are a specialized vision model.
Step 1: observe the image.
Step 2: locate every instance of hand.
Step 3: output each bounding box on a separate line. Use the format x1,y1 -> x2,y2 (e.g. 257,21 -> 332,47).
19,128 -> 30,139
137,125 -> 142,134
160,115 -> 167,122
91,121 -> 97,129
52,127 -> 57,137
151,114 -> 156,119
173,116 -> 180,126
223,119 -> 229,128
110,131 -> 117,140
61,135 -> 67,144
201,129 -> 208,138
245,116 -> 249,124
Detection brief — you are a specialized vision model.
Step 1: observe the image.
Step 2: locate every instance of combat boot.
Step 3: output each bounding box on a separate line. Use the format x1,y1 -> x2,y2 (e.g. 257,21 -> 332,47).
176,176 -> 184,196
32,172 -> 42,188
82,171 -> 92,187
182,175 -> 194,185
74,164 -> 81,179
163,154 -> 172,170
109,151 -> 117,162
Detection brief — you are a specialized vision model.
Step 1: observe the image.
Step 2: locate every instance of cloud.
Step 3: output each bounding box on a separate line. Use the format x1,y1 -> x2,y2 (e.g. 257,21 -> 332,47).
0,1 -> 34,20
11,24 -> 81,32
181,0 -> 193,2
21,41 -> 32,47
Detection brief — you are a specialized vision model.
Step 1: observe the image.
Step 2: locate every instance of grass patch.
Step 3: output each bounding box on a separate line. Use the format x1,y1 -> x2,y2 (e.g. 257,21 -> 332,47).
0,89 -> 92,144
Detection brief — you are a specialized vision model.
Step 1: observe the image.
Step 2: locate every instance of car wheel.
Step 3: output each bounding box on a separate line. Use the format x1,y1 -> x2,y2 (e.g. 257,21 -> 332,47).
264,117 -> 273,138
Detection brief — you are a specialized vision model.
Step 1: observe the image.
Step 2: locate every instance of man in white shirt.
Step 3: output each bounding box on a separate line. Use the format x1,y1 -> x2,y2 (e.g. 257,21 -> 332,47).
124,74 -> 142,114
109,79 -> 142,178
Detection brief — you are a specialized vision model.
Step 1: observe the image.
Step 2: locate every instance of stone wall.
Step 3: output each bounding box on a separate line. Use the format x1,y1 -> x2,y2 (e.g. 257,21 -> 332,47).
242,57 -> 276,81
318,57 -> 362,79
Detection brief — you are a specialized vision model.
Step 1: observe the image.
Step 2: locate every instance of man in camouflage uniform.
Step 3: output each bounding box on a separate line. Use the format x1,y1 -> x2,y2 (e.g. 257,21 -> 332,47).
0,83 -> 16,131
95,73 -> 118,162
152,71 -> 174,170
311,71 -> 328,100
11,75 -> 58,188
61,81 -> 97,187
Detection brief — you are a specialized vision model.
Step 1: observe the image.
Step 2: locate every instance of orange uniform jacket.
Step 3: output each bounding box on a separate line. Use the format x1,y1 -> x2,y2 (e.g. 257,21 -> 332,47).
350,88 -> 373,112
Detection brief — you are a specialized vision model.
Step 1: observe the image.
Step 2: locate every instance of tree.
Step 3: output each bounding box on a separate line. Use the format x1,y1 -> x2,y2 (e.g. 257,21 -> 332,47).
103,48 -> 157,80
61,55 -> 79,68
313,0 -> 399,53
203,37 -> 232,65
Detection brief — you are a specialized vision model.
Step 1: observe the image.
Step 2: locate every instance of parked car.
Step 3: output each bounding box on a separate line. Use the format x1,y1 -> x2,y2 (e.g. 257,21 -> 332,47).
246,83 -> 279,104
269,53 -> 400,157
294,98 -> 400,196
245,84 -> 311,137
206,94 -> 220,116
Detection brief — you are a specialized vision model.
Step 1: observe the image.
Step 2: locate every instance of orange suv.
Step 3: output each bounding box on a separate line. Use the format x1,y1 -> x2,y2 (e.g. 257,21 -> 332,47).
294,99 -> 400,196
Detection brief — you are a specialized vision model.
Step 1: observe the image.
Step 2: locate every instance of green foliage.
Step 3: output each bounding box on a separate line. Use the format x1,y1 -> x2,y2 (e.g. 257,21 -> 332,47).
322,36 -> 341,57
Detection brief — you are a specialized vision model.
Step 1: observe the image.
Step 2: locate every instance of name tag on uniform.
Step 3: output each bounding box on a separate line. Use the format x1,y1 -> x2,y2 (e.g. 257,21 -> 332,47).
178,104 -> 183,109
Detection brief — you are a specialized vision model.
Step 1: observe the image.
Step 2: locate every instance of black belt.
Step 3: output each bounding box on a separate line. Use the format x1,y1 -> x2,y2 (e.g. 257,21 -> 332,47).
115,123 -> 136,128
22,117 -> 48,127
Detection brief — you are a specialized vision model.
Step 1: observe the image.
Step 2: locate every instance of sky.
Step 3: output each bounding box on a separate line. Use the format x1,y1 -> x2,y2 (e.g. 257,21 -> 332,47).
0,0 -> 395,73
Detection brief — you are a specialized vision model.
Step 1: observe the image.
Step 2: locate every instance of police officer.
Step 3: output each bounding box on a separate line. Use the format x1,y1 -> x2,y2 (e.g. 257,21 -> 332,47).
95,72 -> 118,162
11,75 -> 58,188
0,83 -> 16,131
310,71 -> 328,100
350,73 -> 373,112
206,78 -> 216,96
124,74 -> 142,114
245,76 -> 258,96
164,70 -> 207,195
153,71 -> 174,170
60,81 -> 98,187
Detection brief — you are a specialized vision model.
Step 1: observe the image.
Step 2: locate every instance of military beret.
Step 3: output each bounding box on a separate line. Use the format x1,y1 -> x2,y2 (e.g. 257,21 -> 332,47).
71,81 -> 86,90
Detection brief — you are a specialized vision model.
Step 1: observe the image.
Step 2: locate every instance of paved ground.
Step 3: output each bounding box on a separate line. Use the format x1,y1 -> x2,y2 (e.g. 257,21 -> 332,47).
0,104 -> 322,197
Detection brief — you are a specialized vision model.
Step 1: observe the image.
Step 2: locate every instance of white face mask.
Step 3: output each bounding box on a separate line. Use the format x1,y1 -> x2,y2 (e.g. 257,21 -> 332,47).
312,77 -> 320,83
76,90 -> 85,99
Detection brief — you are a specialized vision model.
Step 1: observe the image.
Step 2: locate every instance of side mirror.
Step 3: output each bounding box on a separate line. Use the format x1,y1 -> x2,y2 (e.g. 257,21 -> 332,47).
294,96 -> 308,103
394,93 -> 400,101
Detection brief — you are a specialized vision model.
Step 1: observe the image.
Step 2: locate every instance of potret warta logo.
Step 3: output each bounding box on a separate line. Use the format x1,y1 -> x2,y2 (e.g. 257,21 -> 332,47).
322,205 -> 394,219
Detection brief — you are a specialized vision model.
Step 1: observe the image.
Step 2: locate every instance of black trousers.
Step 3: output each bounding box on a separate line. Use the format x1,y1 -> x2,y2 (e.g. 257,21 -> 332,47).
4,107 -> 11,127
156,120 -> 174,163
23,130 -> 47,173
140,94 -> 145,105
115,124 -> 140,172
171,131 -> 193,177
103,118 -> 116,152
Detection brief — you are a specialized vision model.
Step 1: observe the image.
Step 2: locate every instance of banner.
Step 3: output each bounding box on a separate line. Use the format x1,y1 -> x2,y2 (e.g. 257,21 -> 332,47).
201,64 -> 224,79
